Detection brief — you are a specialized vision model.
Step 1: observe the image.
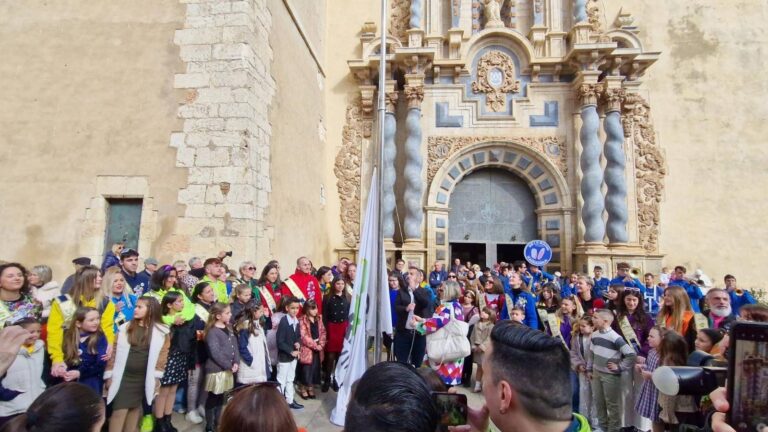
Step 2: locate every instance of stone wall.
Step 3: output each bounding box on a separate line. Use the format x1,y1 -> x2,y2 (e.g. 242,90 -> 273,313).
0,1 -> 187,279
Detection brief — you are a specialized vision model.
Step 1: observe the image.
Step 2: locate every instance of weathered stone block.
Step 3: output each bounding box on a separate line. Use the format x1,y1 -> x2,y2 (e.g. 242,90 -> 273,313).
212,167 -> 245,183
195,146 -> 230,167
222,25 -> 257,44
210,132 -> 242,147
214,13 -> 252,28
196,87 -> 233,103
174,73 -> 210,90
183,118 -> 225,132
178,103 -> 213,118
169,132 -> 185,148
178,185 -> 207,204
188,167 -> 213,184
205,185 -> 225,204
176,146 -> 196,167
218,102 -> 254,118
184,204 -> 216,219
174,28 -> 222,45
213,43 -> 247,60
226,184 -> 255,204
180,45 -> 212,62
210,71 -> 249,87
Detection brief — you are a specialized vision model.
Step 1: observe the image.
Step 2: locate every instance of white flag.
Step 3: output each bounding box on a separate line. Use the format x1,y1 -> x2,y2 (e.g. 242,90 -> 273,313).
330,169 -> 386,426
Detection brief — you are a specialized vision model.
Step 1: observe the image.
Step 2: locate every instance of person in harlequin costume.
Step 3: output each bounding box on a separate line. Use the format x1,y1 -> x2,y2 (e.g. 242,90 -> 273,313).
279,257 -> 322,317
499,272 -> 538,329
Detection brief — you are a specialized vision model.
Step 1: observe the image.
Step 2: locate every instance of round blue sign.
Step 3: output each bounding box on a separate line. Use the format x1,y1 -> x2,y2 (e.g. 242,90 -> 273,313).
523,240 -> 552,267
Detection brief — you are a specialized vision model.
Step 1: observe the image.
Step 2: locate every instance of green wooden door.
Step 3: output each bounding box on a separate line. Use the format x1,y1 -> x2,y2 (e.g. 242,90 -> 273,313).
104,199 -> 143,254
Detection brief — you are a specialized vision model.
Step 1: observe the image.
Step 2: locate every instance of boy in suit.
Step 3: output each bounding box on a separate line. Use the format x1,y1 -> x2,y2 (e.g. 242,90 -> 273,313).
276,296 -> 302,409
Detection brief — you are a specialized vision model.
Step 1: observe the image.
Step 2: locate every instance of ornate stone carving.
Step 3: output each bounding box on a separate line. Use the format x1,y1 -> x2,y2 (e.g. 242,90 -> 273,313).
471,51 -> 521,112
385,91 -> 399,112
602,87 -> 625,113
578,83 -> 603,107
587,0 -> 602,33
390,0 -> 410,41
404,84 -> 424,109
426,136 -> 567,186
483,0 -> 504,29
335,100 -> 364,247
622,94 -> 666,253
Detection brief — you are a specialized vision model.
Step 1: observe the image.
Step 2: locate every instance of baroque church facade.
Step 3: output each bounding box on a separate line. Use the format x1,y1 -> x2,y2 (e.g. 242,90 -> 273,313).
1,0 -> 765,287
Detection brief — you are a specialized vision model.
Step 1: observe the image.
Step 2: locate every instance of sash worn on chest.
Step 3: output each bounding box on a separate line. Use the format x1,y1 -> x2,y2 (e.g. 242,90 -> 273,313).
619,316 -> 642,353
504,293 -> 515,320
693,313 -> 709,331
56,295 -> 78,329
547,314 -> 567,347
260,286 -> 277,312
283,278 -> 306,302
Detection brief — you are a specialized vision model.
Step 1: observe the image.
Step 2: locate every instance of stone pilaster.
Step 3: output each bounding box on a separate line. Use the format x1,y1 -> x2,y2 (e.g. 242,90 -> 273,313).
602,85 -> 629,244
382,82 -> 398,241
403,82 -> 425,243
171,0 -> 274,261
577,81 -> 605,244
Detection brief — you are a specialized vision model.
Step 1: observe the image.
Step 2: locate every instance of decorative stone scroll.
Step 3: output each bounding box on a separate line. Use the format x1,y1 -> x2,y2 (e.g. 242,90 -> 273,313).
426,135 -> 566,186
471,51 -> 521,112
335,100 -> 364,247
622,94 -> 666,253
587,0 -> 602,33
390,0 -> 410,41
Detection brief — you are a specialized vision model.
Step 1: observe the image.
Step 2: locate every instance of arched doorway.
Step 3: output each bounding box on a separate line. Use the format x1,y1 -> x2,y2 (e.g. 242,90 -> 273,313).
448,168 -> 537,267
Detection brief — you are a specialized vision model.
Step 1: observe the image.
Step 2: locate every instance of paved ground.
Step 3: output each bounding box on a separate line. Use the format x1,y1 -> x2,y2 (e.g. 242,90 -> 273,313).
171,373 -> 488,431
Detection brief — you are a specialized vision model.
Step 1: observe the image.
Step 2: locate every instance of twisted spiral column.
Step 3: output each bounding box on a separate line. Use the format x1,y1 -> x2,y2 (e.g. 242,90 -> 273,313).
403,84 -> 424,241
578,83 -> 605,243
382,91 -> 398,239
573,0 -> 588,23
603,88 -> 629,243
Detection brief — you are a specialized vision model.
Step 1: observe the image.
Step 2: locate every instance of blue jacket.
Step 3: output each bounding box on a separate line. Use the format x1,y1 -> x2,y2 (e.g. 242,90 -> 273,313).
428,270 -> 448,289
729,289 -> 757,315
668,279 -> 704,313
122,269 -> 151,297
593,277 -> 611,298
110,293 -> 137,331
500,288 -> 538,330
101,252 -> 121,273
529,271 -> 555,291
498,274 -> 510,291
641,285 -> 665,316
609,276 -> 645,290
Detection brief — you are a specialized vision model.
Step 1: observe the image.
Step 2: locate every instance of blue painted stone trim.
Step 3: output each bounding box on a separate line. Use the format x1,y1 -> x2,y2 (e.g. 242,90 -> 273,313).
435,102 -> 464,128
530,101 -> 559,127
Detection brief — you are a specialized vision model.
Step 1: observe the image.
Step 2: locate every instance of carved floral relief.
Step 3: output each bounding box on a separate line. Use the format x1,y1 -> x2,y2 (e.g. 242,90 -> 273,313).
622,94 -> 666,253
426,136 -> 567,186
390,0 -> 410,42
335,100 -> 363,247
471,51 -> 521,112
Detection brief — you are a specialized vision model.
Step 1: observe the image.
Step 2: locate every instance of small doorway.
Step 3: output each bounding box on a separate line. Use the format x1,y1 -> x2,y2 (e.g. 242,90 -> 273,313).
104,199 -> 143,256
496,244 -> 525,264
450,242 -> 487,268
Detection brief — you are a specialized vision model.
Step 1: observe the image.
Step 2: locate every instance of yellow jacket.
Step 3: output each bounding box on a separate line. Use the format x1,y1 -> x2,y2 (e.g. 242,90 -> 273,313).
47,295 -> 116,363
201,276 -> 230,304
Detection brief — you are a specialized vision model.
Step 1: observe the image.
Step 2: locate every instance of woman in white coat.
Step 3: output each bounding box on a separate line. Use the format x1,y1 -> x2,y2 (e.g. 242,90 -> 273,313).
105,297 -> 170,432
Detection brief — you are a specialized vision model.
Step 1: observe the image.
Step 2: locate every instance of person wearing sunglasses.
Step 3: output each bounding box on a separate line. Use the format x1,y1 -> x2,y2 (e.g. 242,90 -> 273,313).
236,261 -> 261,307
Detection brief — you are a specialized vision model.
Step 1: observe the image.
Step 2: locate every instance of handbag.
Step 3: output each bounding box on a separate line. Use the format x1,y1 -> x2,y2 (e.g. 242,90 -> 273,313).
426,303 -> 471,364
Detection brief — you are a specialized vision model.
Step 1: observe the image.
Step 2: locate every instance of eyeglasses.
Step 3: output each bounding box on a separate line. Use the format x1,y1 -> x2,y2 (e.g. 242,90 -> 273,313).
625,287 -> 641,293
224,381 -> 280,403
246,267 -> 256,271
448,275 -> 457,279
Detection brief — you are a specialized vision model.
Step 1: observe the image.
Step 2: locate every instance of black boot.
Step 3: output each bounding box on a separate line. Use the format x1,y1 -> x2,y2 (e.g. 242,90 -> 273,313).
153,417 -> 167,432
204,408 -> 216,432
164,415 -> 178,432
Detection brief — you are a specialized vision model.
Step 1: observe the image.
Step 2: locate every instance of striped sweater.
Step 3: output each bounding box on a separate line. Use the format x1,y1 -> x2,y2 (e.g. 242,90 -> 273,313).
587,327 -> 636,375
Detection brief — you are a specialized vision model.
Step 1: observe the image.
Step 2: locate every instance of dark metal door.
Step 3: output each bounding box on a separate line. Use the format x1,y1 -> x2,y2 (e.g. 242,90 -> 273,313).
104,199 -> 143,254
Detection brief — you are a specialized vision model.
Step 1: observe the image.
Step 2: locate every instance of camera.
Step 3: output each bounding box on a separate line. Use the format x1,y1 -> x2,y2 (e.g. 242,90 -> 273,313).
225,251 -> 233,257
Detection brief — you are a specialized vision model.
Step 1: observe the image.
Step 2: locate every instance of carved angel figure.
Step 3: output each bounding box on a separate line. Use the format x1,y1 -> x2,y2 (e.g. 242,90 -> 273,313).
484,0 -> 505,29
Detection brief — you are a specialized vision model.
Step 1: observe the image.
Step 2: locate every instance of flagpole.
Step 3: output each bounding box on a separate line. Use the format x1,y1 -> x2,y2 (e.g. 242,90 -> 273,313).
373,0 -> 387,365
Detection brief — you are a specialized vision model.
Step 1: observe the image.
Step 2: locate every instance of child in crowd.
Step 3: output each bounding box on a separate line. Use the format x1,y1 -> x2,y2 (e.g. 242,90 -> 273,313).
694,328 -> 723,354
635,326 -> 664,430
156,291 -> 196,431
549,297 -> 581,348
587,309 -> 637,432
62,307 -> 108,395
605,284 -> 624,312
509,306 -> 526,324
298,299 -> 326,400
186,282 -> 215,425
106,297 -> 170,432
203,302 -> 239,432
236,303 -> 271,385
0,319 -> 45,428
536,284 -> 561,314
229,284 -> 254,325
657,331 -> 698,430
570,315 -> 597,429
470,307 -> 495,393
267,297 -> 291,380
276,297 -> 302,410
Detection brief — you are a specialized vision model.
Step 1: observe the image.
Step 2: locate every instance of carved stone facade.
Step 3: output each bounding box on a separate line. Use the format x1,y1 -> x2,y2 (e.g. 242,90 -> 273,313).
471,50 -> 521,112
427,135 -> 566,186
335,100 -> 364,248
389,0 -> 410,41
623,94 -> 666,253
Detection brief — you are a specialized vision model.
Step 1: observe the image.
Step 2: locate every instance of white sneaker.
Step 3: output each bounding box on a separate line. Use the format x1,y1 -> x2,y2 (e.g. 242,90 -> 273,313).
473,382 -> 482,393
185,411 -> 203,424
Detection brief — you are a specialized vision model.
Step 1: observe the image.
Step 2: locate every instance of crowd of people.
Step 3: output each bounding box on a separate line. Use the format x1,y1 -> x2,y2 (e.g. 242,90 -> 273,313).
0,244 -> 765,432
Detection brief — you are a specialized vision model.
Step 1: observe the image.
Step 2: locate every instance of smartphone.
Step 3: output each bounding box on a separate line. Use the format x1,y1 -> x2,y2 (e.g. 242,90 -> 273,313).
727,321 -> 768,432
432,392 -> 467,432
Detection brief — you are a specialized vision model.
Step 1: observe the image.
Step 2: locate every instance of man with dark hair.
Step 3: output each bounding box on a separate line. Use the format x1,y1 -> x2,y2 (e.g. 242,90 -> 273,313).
120,248 -> 150,296
60,257 -> 91,295
456,321 -> 590,432
668,265 -> 704,313
344,361 -> 438,432
722,274 -> 756,315
608,262 -> 644,290
592,266 -> 610,299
